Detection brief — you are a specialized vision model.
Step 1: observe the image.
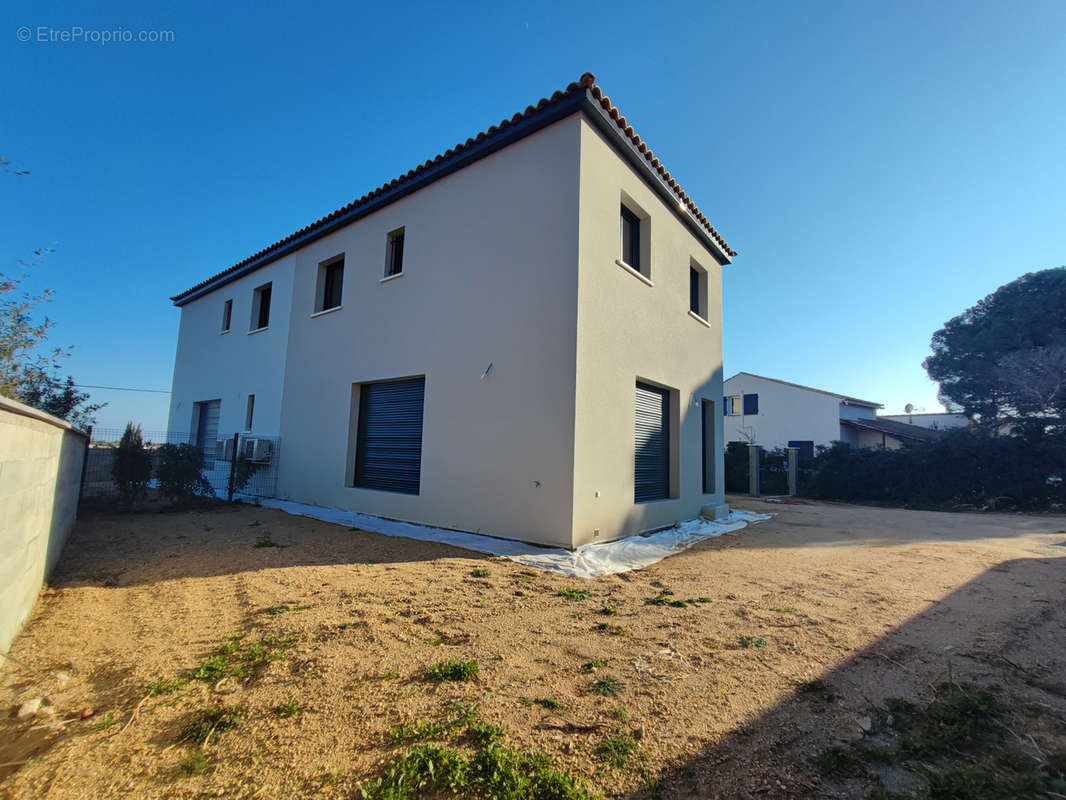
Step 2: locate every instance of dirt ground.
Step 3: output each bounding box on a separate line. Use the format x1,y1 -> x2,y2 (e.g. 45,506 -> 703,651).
2,497 -> 1065,799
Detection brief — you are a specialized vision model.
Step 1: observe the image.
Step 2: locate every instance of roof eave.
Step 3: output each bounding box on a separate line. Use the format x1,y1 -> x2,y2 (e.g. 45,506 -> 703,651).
171,83 -> 734,307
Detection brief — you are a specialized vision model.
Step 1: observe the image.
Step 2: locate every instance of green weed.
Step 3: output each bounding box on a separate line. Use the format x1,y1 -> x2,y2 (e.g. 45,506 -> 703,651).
590,675 -> 625,696
146,675 -> 187,697
471,568 -> 491,578
594,734 -> 638,768
738,635 -> 768,649
178,705 -> 244,744
426,659 -> 479,682
273,698 -> 302,718
557,588 -> 590,600
579,659 -> 605,673
177,748 -> 211,777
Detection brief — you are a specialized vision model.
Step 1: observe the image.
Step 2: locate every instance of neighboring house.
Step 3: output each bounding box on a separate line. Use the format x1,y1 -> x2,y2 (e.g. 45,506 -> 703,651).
722,372 -> 939,455
167,73 -> 735,549
880,412 -> 971,430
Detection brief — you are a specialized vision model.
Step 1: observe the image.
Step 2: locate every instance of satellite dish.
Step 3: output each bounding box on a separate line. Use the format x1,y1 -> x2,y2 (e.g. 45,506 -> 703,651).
904,403 -> 914,413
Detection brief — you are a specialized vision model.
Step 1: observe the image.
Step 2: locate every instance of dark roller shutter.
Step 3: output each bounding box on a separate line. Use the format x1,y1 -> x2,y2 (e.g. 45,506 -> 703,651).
196,400 -> 220,462
355,377 -> 425,494
635,382 -> 669,503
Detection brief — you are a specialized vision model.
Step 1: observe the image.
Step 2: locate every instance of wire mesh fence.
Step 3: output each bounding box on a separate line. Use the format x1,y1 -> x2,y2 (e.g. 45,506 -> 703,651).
81,427 -> 281,502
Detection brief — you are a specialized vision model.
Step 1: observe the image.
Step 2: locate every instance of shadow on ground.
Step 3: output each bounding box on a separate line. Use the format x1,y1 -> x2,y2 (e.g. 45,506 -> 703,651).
53,501 -> 484,589
629,553 -> 1066,799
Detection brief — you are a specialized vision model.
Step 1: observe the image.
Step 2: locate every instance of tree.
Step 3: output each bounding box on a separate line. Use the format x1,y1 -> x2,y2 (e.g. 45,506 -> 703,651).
112,422 -> 152,507
924,267 -> 1066,430
2,154 -> 102,429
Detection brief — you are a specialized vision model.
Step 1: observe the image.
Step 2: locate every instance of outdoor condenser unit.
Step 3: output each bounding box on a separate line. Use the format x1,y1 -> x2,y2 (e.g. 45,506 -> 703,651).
241,437 -> 273,463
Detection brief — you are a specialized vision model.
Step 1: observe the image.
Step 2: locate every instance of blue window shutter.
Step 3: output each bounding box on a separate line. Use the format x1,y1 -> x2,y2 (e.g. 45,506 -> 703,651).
743,393 -> 759,414
723,397 -> 728,416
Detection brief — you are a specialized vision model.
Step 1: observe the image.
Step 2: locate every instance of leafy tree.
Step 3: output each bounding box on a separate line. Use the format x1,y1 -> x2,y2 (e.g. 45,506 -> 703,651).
924,267 -> 1066,430
112,422 -> 152,507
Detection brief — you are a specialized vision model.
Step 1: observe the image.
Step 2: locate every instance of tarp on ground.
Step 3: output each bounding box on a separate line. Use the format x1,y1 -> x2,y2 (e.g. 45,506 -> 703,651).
239,495 -> 771,578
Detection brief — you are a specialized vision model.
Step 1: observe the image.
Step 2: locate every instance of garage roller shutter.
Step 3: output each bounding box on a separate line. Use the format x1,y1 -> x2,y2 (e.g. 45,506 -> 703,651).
635,382 -> 669,503
355,377 -> 425,494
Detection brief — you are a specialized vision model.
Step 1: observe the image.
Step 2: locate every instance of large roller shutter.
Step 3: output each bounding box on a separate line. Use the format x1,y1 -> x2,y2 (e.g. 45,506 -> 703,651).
635,382 -> 669,502
196,400 -> 220,462
354,377 -> 425,494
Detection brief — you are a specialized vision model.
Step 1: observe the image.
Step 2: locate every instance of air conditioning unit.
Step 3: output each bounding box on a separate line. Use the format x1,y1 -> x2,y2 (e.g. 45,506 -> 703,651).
241,437 -> 273,463
220,437 -> 237,462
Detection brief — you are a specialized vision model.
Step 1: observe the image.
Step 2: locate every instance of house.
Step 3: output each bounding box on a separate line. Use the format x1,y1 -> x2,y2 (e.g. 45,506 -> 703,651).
722,372 -> 939,455
167,73 -> 735,549
880,412 -> 971,430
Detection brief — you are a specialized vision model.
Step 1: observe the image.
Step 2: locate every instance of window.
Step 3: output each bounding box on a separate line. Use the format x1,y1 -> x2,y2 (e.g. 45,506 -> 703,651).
221,299 -> 232,332
702,400 -> 716,494
251,282 -> 272,330
352,376 -> 425,494
743,393 -> 759,415
385,228 -> 405,277
689,260 -> 708,319
723,395 -> 741,416
316,255 -> 344,312
245,394 -> 255,430
620,205 -> 641,270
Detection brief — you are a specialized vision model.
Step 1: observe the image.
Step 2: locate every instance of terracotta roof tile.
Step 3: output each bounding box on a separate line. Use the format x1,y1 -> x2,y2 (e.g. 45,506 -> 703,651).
172,72 -> 734,303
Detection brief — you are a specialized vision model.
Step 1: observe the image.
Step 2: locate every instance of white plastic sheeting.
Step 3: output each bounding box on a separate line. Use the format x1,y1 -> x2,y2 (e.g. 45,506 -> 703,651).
239,495 -> 771,578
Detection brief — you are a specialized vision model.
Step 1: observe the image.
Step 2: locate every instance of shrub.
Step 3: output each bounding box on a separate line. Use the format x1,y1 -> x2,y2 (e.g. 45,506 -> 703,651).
111,422 -> 152,507
426,659 -> 479,682
800,428 -> 1066,510
156,443 -> 213,501
232,453 -> 261,492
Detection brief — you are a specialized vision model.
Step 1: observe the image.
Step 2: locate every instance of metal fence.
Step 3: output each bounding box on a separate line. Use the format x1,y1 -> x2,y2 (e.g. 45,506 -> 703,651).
81,427 -> 281,501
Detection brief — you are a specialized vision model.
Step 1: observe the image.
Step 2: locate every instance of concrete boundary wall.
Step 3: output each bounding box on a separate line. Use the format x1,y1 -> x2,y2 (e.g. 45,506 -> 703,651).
0,397 -> 87,654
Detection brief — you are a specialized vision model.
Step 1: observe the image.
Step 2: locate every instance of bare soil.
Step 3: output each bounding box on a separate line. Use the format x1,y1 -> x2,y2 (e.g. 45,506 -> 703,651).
2,497 -> 1065,799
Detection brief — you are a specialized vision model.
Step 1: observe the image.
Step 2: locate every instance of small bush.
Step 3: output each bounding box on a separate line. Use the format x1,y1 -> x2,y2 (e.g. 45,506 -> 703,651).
579,659 -> 605,673
146,675 -> 187,696
471,568 -> 491,578
156,443 -> 213,501
112,422 -> 152,507
178,748 -> 211,777
232,454 -> 261,492
738,635 -> 769,649
426,659 -> 479,682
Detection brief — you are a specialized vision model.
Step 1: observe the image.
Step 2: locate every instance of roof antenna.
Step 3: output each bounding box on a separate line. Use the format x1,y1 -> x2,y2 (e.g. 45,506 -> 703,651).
481,362 -> 493,379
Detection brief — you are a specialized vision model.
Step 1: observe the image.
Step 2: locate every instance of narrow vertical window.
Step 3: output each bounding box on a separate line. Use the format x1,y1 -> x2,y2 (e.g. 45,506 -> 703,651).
245,394 -> 255,430
690,267 -> 700,314
221,299 -> 232,332
620,205 -> 640,270
317,256 -> 344,312
385,228 -> 405,277
251,282 -> 272,330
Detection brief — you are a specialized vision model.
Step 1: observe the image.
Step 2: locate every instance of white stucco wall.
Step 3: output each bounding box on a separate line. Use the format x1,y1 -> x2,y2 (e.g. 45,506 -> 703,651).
168,257 -> 295,438
273,116 -> 581,547
571,119 -> 727,546
722,375 -> 846,450
0,399 -> 86,653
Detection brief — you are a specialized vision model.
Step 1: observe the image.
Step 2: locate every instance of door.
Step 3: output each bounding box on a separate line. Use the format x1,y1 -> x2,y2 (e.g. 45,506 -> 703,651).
195,399 -> 221,462
354,377 -> 425,494
635,382 -> 669,503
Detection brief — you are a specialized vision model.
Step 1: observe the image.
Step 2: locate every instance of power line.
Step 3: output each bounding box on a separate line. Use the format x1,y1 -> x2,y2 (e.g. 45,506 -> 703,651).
74,384 -> 171,394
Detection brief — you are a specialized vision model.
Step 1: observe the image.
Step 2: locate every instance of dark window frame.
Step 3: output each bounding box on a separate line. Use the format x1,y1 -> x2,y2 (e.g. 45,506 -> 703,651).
385,228 -> 405,277
245,394 -> 255,430
252,283 -> 272,330
690,267 -> 700,315
221,299 -> 232,332
620,204 -> 641,270
318,256 -> 344,311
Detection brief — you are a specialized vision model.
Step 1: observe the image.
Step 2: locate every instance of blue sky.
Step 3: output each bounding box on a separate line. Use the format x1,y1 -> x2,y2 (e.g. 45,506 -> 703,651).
4,0 -> 1065,431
